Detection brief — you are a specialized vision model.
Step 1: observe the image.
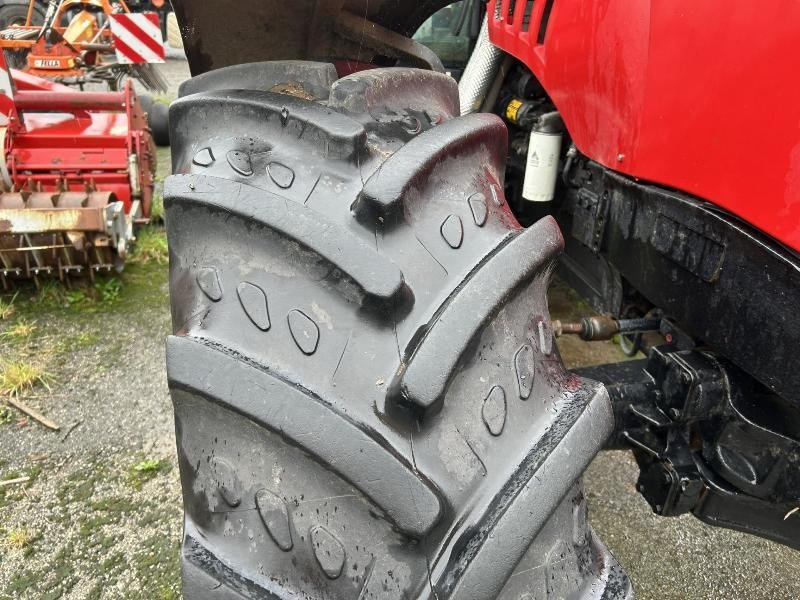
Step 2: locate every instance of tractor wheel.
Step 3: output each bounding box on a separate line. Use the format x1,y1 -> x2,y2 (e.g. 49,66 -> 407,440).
139,93 -> 170,146
165,62 -> 631,599
0,1 -> 43,29
0,1 -> 44,69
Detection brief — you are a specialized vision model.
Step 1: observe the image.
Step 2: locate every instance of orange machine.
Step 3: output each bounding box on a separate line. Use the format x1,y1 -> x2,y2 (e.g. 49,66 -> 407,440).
0,0 -> 165,90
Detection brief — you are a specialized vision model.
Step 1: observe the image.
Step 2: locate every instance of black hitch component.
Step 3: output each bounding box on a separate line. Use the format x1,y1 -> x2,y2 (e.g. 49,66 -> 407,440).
578,348 -> 800,549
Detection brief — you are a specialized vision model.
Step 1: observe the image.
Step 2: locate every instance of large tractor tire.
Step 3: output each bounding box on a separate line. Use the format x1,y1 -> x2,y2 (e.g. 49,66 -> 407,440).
138,93 -> 170,147
165,62 -> 631,599
0,1 -> 45,69
0,1 -> 43,29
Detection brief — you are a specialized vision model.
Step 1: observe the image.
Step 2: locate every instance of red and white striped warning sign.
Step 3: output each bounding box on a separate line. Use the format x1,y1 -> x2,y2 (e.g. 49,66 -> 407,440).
109,12 -> 165,64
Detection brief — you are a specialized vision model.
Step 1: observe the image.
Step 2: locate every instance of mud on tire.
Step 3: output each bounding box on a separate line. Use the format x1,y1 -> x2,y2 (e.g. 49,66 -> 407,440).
165,62 -> 632,599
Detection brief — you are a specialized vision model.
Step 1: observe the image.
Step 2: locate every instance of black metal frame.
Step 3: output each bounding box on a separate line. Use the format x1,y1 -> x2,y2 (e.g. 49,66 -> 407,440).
557,158 -> 800,548
577,350 -> 800,549
559,158 -> 800,409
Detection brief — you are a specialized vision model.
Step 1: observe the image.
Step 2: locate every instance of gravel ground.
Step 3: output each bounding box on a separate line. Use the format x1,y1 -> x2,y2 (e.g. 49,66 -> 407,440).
0,252 -> 180,599
0,58 -> 797,600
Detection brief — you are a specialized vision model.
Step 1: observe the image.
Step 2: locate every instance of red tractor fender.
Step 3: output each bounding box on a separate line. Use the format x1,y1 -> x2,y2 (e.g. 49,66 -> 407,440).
488,0 -> 800,253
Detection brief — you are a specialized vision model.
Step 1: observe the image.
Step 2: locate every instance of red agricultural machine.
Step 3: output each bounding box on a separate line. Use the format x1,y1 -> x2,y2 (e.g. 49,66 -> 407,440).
0,51 -> 155,288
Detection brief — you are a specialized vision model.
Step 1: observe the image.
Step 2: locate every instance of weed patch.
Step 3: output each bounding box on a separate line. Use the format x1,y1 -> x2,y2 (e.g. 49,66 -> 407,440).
4,528 -> 33,550
0,318 -> 37,342
127,457 -> 171,489
0,292 -> 18,320
33,281 -> 69,309
0,405 -> 14,424
65,289 -> 88,306
131,226 -> 168,265
95,278 -> 123,304
0,361 -> 50,396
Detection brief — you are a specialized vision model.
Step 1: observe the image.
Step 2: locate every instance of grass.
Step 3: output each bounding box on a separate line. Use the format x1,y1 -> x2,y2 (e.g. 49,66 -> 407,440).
0,361 -> 50,397
0,292 -> 18,320
149,194 -> 165,223
149,144 -> 172,225
4,454 -> 183,596
16,277 -> 126,313
132,534 -> 181,599
54,330 -> 99,354
127,457 -> 171,489
151,93 -> 173,106
130,227 -> 168,265
0,99 -> 179,600
4,528 -> 33,550
0,406 -> 15,424
0,360 -> 51,396
0,318 -> 37,342
32,281 -> 70,309
79,496 -> 137,539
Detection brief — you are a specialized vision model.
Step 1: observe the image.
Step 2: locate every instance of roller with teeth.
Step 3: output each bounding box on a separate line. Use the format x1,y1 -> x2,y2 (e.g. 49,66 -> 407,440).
0,190 -> 130,287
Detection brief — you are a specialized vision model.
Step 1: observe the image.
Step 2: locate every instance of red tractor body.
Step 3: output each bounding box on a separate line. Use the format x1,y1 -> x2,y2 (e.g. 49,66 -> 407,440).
488,0 -> 800,252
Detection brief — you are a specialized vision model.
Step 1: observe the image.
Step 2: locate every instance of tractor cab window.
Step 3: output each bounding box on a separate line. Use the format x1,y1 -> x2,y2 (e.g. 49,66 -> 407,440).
413,0 -> 482,80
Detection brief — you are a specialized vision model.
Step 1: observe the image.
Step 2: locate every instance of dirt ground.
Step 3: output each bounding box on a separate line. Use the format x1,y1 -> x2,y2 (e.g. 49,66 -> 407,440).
0,59 -> 798,600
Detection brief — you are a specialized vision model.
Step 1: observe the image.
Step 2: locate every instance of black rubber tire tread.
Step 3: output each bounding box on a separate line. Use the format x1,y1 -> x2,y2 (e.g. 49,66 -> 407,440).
167,334 -> 442,537
353,112 -> 507,224
166,174 -> 406,306
388,216 -> 563,416
139,94 -> 170,146
0,3 -> 43,69
0,2 -> 44,29
149,102 -> 170,147
328,67 -> 459,121
170,89 -> 368,168
179,61 -> 338,100
165,64 -> 629,599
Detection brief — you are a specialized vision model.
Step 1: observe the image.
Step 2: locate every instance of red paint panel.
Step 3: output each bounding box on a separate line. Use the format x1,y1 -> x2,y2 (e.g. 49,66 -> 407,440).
488,0 -> 800,252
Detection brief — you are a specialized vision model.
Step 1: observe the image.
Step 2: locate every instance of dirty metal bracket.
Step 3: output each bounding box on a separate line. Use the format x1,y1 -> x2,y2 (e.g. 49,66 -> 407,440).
334,11 -> 445,72
170,0 -> 454,75
577,349 -> 800,550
